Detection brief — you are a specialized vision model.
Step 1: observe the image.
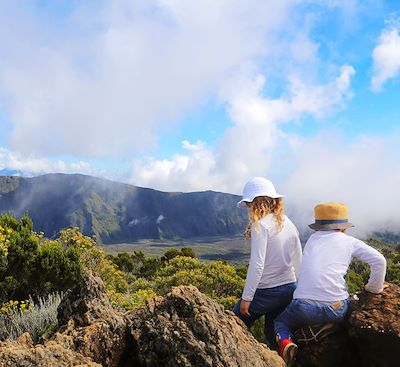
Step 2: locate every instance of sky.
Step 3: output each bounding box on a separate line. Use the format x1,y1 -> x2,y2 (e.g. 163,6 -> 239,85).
0,0 -> 400,235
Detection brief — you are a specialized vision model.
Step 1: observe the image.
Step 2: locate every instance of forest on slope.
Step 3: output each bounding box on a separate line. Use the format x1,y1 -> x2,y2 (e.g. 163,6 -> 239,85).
0,174 -> 247,243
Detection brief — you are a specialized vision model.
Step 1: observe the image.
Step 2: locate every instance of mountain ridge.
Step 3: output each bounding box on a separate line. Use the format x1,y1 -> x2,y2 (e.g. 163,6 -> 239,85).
0,173 -> 247,243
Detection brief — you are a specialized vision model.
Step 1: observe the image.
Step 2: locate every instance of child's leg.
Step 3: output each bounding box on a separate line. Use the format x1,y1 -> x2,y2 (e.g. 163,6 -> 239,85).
274,300 -> 302,341
274,298 -> 350,339
264,307 -> 285,350
274,301 -> 307,366
274,298 -> 350,366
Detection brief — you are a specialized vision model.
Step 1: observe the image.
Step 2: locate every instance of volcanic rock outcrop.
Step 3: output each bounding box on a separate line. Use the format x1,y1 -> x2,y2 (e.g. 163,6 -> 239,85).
295,283 -> 400,367
129,285 -> 284,367
347,283 -> 400,367
0,272 -> 284,367
0,273 -> 399,367
0,332 -> 101,367
54,272 -> 130,367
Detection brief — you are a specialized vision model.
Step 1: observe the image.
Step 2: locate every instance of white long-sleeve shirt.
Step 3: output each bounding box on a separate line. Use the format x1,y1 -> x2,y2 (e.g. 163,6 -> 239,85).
294,231 -> 387,301
242,214 -> 302,301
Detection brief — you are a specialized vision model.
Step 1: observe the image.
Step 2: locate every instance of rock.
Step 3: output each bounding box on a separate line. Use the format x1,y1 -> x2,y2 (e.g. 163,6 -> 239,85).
2,271 -> 129,367
0,332 -> 101,367
55,271 -> 132,367
295,324 -> 359,367
52,316 -> 130,367
2,272 -> 398,367
0,276 -> 283,367
347,283 -> 400,367
57,271 -> 112,327
295,283 -> 400,367
128,285 -> 285,367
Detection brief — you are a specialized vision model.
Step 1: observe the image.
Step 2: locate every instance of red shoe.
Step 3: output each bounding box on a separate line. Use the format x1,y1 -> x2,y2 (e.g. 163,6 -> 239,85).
278,338 -> 298,367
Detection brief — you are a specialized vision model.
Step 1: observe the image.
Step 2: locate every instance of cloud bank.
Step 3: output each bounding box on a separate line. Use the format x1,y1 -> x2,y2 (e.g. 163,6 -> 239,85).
0,0 -> 300,158
0,148 -> 98,177
371,21 -> 400,91
1,1 -> 399,237
283,131 -> 400,236
130,64 -> 400,236
131,65 -> 356,193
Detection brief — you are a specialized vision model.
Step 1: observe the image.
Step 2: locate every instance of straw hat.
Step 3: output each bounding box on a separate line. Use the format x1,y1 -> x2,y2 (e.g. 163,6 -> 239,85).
309,202 -> 354,231
237,177 -> 284,209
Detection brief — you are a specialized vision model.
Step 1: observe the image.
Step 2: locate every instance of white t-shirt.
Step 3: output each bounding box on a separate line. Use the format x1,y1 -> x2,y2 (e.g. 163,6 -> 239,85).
294,230 -> 387,301
242,214 -> 302,301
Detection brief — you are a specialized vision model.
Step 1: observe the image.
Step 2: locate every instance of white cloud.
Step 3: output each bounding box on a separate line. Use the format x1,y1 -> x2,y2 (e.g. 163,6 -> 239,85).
0,147 -> 99,177
130,62 -> 400,238
130,65 -> 356,193
132,128 -> 400,237
0,0 -> 301,158
4,1 -> 398,236
371,23 -> 400,91
131,140 -> 218,192
289,65 -> 355,117
283,131 -> 400,236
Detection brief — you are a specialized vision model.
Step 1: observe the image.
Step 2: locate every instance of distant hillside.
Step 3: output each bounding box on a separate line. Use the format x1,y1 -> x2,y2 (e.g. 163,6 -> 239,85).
0,173 -> 247,243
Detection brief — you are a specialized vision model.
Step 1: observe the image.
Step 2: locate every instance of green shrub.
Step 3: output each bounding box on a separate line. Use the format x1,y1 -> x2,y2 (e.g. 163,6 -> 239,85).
139,257 -> 163,279
152,256 -> 244,303
0,215 -> 86,304
250,317 -> 267,344
128,277 -> 153,293
108,252 -> 135,273
109,288 -> 157,310
345,269 -> 366,294
161,247 -> 196,262
0,214 -> 39,302
386,264 -> 400,284
58,227 -> 127,293
31,241 -> 82,296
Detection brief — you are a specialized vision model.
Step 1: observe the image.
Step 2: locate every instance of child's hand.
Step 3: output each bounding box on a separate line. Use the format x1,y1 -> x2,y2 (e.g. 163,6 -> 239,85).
240,300 -> 251,317
364,283 -> 387,293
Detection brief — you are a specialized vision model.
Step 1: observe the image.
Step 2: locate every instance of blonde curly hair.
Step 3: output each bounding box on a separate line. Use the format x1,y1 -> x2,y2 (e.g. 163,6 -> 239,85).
244,196 -> 284,239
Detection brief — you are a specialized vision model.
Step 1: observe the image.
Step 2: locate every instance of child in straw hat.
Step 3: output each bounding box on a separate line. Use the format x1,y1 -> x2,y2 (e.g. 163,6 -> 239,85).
233,177 -> 303,350
274,202 -> 386,367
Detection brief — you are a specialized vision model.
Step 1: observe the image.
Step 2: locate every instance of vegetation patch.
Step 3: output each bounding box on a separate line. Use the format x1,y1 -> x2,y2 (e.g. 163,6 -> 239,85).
0,292 -> 63,341
0,213 -> 399,343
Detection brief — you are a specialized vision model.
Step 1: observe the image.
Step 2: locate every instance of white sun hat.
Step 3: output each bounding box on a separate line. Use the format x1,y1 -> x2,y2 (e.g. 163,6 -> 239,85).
237,177 -> 284,208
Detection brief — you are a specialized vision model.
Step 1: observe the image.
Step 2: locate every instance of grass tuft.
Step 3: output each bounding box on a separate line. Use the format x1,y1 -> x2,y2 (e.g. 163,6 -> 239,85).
0,292 -> 63,342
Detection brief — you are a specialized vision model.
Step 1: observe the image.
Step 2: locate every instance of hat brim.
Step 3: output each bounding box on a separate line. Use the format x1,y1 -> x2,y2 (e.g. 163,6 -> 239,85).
237,194 -> 285,209
309,222 -> 354,231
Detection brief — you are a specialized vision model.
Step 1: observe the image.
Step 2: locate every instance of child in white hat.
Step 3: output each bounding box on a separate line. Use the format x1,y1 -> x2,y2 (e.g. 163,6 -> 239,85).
274,202 -> 387,367
233,177 -> 303,350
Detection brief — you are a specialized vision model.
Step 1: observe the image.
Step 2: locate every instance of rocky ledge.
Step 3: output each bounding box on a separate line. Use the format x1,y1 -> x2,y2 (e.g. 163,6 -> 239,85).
0,272 -> 284,367
296,283 -> 400,367
129,284 -> 283,367
0,273 -> 398,367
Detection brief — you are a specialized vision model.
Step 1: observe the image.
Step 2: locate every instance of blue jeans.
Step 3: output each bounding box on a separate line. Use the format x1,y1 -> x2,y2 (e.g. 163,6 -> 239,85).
233,282 -> 296,349
274,298 -> 350,340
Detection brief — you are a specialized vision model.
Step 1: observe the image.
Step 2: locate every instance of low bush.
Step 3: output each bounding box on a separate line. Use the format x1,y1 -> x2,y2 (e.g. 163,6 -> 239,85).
0,292 -> 63,341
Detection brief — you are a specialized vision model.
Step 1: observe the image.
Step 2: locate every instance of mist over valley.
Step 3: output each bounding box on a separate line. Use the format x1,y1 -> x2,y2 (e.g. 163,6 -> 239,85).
0,173 -> 250,258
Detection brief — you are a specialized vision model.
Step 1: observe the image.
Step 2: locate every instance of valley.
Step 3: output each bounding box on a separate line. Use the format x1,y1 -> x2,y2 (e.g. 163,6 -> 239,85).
101,235 -> 250,264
